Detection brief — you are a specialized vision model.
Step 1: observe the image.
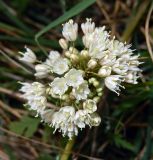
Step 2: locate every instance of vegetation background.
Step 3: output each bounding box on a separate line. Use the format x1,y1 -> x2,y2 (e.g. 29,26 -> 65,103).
0,0 -> 153,159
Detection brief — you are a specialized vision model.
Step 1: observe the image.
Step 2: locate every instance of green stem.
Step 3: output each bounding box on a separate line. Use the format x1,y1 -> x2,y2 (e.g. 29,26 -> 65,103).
60,137 -> 76,160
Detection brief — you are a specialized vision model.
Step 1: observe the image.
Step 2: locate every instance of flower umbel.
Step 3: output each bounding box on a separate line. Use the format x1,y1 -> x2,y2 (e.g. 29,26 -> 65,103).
19,18 -> 141,139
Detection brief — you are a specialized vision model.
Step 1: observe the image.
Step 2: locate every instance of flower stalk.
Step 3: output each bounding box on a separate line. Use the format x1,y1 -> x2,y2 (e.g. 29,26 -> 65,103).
61,137 -> 76,160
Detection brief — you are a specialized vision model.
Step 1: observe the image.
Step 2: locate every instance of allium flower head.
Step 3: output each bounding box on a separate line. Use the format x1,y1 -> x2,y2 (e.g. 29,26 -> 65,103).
19,18 -> 141,139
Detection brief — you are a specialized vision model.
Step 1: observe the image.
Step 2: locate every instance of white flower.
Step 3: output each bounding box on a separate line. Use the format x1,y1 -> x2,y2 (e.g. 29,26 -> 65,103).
65,68 -> 84,87
98,66 -> 112,77
112,62 -> 128,75
74,110 -> 88,129
99,52 -> 116,66
62,19 -> 78,41
52,58 -> 69,75
52,111 -> 65,128
72,82 -> 90,100
19,47 -> 36,63
125,71 -> 139,84
89,113 -> 101,126
52,106 -> 78,139
104,75 -> 124,95
83,99 -> 97,113
47,51 -> 60,66
20,82 -> 46,98
40,109 -> 54,123
89,27 -> 109,59
35,64 -> 51,78
59,106 -> 75,117
81,18 -> 95,34
50,77 -> 68,95
28,96 -> 47,114
108,39 -> 131,56
82,33 -> 94,48
20,82 -> 32,94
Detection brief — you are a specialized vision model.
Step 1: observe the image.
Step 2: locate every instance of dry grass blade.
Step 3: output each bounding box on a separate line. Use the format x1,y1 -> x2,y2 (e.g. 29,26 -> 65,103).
0,127 -> 103,160
0,87 -> 63,110
96,0 -> 111,23
0,49 -> 33,74
145,2 -> 153,62
0,150 -> 10,160
122,0 -> 150,41
0,100 -> 21,118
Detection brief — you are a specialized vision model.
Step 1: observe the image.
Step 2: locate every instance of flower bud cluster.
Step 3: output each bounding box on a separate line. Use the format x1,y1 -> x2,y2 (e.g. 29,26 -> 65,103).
19,18 -> 141,139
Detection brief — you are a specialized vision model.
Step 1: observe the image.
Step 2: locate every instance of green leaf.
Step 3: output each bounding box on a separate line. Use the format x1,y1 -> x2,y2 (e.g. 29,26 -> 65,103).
37,153 -> 53,160
11,0 -> 30,13
114,135 -> 135,152
3,145 -> 17,160
42,125 -> 53,143
141,127 -> 153,160
0,0 -> 32,34
35,0 -> 96,40
9,116 -> 40,137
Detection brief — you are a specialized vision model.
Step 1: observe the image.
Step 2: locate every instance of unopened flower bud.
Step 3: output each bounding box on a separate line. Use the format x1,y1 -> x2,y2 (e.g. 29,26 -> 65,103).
89,77 -> 96,84
69,47 -> 78,54
69,92 -> 76,100
80,50 -> 89,58
35,64 -> 50,78
87,59 -> 97,69
65,51 -> 71,58
93,96 -> 100,103
70,54 -> 79,63
98,92 -> 102,97
98,66 -> 111,77
90,113 -> 101,126
59,38 -> 68,50
96,87 -> 103,93
61,94 -> 69,100
88,92 -> 94,98
93,80 -> 99,87
46,87 -> 52,95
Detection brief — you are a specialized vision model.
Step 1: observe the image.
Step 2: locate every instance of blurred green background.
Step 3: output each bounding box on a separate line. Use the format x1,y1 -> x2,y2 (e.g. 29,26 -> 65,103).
0,0 -> 153,159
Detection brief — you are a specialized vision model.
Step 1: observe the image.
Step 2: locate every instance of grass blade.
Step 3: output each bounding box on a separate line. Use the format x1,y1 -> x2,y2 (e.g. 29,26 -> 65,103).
35,0 -> 96,53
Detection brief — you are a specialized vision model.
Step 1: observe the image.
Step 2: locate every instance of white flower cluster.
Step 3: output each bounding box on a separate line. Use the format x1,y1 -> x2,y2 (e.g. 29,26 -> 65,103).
19,18 -> 141,139
20,82 -> 46,114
